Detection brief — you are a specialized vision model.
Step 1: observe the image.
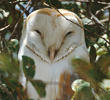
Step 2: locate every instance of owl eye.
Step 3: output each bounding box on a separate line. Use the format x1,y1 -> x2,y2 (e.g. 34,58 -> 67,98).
65,31 -> 73,37
35,30 -> 42,36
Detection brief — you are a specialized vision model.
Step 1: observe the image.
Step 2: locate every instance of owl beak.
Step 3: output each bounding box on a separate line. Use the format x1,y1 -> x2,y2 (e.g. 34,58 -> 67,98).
48,46 -> 56,62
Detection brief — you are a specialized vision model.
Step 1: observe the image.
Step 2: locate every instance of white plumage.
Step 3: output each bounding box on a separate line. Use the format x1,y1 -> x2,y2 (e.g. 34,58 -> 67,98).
18,8 -> 89,100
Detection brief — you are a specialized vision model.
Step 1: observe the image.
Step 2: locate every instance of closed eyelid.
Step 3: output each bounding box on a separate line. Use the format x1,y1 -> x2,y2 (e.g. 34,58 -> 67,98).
34,30 -> 41,35
65,31 -> 75,37
34,30 -> 45,40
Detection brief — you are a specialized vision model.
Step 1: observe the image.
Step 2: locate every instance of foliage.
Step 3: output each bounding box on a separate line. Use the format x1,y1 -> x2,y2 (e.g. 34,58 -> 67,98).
30,80 -> 46,97
71,79 -> 96,100
22,56 -> 35,79
22,56 -> 46,98
0,0 -> 110,100
0,53 -> 26,100
72,57 -> 110,100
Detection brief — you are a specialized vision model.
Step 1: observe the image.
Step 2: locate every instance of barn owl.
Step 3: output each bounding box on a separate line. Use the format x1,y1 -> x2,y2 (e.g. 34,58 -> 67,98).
18,8 -> 89,100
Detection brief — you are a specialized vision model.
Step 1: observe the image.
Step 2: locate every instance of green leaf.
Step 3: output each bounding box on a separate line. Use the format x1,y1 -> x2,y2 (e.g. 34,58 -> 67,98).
72,59 -> 106,83
22,56 -> 35,79
96,53 -> 110,77
88,68 -> 106,82
8,39 -> 19,52
72,80 -> 96,100
8,16 -> 13,24
30,79 -> 46,97
72,59 -> 94,81
0,53 -> 19,76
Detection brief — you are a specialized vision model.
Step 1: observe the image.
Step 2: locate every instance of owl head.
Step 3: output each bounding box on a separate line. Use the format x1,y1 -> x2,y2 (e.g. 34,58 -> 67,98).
20,8 -> 86,63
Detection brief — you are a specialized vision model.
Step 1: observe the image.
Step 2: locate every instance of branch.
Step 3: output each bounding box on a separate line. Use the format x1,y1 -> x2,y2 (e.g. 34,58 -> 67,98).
96,1 -> 110,5
18,3 -> 29,16
96,5 -> 110,15
10,0 -> 27,4
87,1 -> 106,29
9,0 -> 32,40
0,25 -> 10,32
90,13 -> 106,30
100,18 -> 109,23
74,0 -> 110,4
107,8 -> 110,41
86,18 -> 109,26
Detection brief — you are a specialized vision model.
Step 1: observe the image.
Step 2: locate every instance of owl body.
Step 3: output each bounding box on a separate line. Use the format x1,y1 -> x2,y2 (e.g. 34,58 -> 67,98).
18,8 -> 89,100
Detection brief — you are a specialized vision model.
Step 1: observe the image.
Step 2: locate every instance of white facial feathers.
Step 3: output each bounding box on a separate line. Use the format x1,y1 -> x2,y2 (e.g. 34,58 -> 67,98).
20,8 -> 85,63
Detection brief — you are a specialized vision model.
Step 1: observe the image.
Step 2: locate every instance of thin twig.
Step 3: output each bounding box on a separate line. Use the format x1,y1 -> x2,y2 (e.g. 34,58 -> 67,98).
44,2 -> 83,29
88,1 -> 105,29
100,18 -> 109,23
96,5 -> 110,15
90,13 -> 106,30
96,1 -> 110,5
9,0 -> 31,40
107,8 -> 110,41
86,18 -> 109,25
10,0 -> 27,4
0,25 -> 10,37
55,8 -> 83,28
74,0 -> 110,4
44,2 -> 110,44
97,34 -> 110,44
87,1 -> 110,44
0,25 -> 10,32
18,3 -> 29,16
